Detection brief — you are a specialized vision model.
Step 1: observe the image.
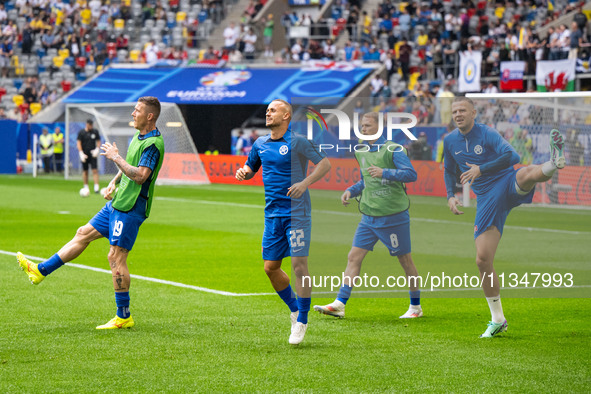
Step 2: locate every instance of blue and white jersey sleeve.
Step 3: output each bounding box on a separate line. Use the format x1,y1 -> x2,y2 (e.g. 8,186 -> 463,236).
382,149 -> 417,183
347,179 -> 365,197
245,139 -> 262,173
293,135 -> 325,165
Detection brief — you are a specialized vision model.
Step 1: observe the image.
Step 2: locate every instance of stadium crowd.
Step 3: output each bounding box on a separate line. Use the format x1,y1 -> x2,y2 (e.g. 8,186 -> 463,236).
0,0 -> 589,120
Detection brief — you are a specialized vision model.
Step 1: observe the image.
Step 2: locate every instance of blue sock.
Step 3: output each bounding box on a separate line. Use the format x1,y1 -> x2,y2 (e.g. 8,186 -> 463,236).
336,284 -> 352,305
410,290 -> 421,306
297,297 -> 311,324
277,285 -> 298,312
115,292 -> 130,319
37,253 -> 64,276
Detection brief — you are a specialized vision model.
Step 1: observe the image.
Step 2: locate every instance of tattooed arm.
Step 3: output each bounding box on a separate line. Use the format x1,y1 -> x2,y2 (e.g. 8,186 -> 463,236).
100,142 -> 152,185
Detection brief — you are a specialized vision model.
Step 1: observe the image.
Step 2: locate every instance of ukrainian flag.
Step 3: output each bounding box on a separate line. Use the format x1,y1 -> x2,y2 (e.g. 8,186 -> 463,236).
548,0 -> 554,12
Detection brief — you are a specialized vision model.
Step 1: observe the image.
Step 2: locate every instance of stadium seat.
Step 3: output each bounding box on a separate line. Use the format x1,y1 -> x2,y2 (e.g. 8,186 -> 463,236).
129,50 -> 141,62
114,19 -> 125,30
0,87 -> 6,100
61,80 -> 72,92
58,48 -> 70,59
29,102 -> 42,115
36,48 -> 46,58
53,56 -> 64,68
11,55 -> 19,67
12,95 -> 24,107
13,79 -> 23,90
76,57 -> 87,68
176,11 -> 187,22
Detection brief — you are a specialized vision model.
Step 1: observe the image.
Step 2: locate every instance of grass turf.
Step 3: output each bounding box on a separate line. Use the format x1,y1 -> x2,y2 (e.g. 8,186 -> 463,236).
0,175 -> 589,392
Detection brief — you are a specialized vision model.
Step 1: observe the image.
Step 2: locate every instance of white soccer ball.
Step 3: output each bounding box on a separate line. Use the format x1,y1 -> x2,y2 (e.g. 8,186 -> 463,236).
79,188 -> 90,197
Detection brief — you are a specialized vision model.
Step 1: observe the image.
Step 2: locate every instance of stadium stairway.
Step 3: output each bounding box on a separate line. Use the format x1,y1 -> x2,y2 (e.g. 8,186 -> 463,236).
203,0 -> 255,50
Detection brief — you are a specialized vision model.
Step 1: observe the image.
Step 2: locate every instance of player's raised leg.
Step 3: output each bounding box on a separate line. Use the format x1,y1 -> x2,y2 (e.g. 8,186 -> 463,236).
475,226 -> 508,338
18,223 -> 103,285
96,245 -> 134,329
314,246 -> 368,318
397,253 -> 423,318
515,129 -> 565,192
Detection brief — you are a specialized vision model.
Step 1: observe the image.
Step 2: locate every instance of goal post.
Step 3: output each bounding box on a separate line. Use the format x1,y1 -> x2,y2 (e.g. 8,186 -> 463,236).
64,102 -> 210,185
465,92 -> 590,207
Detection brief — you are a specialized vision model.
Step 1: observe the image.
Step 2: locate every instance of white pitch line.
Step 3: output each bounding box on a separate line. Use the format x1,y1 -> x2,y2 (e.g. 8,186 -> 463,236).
4,250 -> 589,297
155,197 -> 590,236
0,250 -> 274,297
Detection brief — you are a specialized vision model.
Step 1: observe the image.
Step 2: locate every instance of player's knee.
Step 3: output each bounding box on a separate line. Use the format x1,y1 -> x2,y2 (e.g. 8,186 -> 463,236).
75,224 -> 94,241
263,261 -> 280,276
475,255 -> 492,271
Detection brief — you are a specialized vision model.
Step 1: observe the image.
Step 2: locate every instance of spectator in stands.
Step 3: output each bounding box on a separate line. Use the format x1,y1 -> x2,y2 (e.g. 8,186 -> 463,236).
41,28 -> 55,51
483,82 -> 499,94
22,78 -> 38,105
559,24 -> 571,60
0,36 -> 13,78
38,83 -> 50,105
7,107 -> 22,122
223,22 -> 239,51
144,39 -> 159,64
263,14 -> 274,47
0,108 -> 6,119
370,74 -> 384,103
94,34 -> 108,66
116,33 -> 128,51
437,83 -> 455,125
242,27 -> 257,60
398,39 -> 412,82
203,46 -> 217,60
0,4 -> 6,24
21,22 -> 34,54
569,21 -> 584,60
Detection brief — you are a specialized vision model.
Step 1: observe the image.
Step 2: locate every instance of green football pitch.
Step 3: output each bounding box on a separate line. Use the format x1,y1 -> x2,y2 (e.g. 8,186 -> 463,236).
1,175 -> 589,392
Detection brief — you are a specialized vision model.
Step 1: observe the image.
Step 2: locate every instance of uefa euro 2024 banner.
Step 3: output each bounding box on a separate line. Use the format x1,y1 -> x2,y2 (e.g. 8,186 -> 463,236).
64,66 -> 372,104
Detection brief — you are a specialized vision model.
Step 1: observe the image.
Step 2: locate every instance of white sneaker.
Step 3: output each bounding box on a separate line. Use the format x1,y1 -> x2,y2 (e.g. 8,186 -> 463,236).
289,322 -> 308,345
399,306 -> 423,319
313,300 -> 345,318
290,310 -> 299,330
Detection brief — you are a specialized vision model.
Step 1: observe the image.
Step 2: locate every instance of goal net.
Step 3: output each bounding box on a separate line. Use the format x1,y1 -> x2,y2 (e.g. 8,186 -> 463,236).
466,92 -> 590,207
64,103 -> 210,185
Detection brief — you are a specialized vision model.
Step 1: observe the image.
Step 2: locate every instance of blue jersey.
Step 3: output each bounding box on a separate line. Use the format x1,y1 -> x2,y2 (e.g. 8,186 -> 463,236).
347,137 -> 417,228
246,126 -> 325,217
443,123 -> 520,197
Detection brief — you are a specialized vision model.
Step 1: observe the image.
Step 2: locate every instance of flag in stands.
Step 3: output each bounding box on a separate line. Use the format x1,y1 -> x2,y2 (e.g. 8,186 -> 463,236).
536,59 -> 576,91
458,51 -> 482,92
500,61 -> 525,90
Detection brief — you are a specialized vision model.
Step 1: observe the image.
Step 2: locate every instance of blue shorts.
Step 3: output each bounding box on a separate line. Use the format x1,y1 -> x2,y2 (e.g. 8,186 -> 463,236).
89,201 -> 146,251
474,168 -> 534,239
262,216 -> 312,261
352,221 -> 411,256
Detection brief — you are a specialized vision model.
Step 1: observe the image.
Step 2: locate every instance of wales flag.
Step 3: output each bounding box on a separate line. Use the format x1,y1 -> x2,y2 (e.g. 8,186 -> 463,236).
535,59 -> 576,92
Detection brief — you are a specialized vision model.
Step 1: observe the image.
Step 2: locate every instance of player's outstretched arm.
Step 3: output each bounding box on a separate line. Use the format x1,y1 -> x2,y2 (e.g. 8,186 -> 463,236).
100,142 -> 152,185
235,165 -> 255,181
287,157 -> 331,199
